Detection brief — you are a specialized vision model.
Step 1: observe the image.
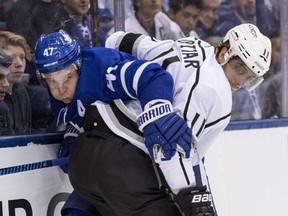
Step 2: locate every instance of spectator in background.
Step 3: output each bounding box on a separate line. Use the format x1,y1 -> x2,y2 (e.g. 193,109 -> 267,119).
0,31 -> 55,134
217,0 -> 275,120
58,0 -> 93,48
0,48 -> 14,135
6,0 -> 66,84
98,0 -> 134,19
6,0 -> 59,51
166,0 -> 202,38
260,28 -> 282,118
58,0 -> 114,47
256,0 -> 279,37
109,0 -> 181,40
217,0 -> 256,37
97,8 -> 114,47
217,0 -> 278,37
30,0 -> 70,49
0,0 -> 16,30
0,31 -> 33,134
6,0 -> 113,49
194,0 -> 221,40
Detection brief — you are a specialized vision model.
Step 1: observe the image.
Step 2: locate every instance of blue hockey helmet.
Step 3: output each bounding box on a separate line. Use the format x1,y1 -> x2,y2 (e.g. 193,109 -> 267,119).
34,29 -> 81,74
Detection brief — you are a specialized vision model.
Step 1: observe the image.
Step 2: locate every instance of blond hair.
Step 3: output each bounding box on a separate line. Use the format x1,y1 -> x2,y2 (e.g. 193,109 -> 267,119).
0,31 -> 32,61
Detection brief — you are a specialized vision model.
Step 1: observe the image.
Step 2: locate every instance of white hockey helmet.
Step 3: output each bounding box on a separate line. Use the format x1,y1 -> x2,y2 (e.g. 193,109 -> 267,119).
223,23 -> 272,91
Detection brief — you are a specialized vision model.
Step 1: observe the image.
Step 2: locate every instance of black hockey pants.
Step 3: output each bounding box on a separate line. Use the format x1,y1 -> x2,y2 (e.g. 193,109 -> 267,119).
68,105 -> 182,216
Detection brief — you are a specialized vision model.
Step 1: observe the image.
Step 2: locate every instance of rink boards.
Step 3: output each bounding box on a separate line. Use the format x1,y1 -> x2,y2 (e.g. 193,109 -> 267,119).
0,133 -> 73,216
0,119 -> 288,216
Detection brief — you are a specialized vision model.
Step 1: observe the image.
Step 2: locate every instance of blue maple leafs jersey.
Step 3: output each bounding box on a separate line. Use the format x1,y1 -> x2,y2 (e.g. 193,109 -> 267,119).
51,47 -> 174,139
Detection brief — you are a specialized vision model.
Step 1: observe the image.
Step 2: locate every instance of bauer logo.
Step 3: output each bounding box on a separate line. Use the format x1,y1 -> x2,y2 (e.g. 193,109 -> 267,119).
191,194 -> 211,203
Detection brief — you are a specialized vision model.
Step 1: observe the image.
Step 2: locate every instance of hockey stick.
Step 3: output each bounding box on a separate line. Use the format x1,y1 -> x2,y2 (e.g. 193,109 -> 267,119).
0,157 -> 68,176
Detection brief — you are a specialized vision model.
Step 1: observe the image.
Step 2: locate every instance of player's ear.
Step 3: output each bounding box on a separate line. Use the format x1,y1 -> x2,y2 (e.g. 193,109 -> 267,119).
218,47 -> 229,65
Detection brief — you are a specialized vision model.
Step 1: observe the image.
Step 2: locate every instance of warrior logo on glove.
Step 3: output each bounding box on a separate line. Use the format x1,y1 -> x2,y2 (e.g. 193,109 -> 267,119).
137,102 -> 173,131
137,102 -> 192,160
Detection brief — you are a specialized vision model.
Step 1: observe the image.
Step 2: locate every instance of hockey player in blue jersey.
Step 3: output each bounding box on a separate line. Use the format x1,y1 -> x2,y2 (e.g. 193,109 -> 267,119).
34,29 -> 195,216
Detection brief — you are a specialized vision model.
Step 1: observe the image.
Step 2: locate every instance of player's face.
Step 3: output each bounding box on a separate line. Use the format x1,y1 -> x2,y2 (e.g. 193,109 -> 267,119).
223,57 -> 257,92
0,66 -> 10,101
43,64 -> 79,104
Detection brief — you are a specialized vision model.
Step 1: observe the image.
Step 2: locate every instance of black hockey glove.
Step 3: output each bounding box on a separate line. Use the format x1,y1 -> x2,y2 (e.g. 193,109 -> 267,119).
175,186 -> 215,216
137,102 -> 192,160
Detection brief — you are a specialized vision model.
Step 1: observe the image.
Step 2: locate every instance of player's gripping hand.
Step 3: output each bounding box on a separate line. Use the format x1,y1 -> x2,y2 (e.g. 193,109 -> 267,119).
175,186 -> 215,216
137,102 -> 192,160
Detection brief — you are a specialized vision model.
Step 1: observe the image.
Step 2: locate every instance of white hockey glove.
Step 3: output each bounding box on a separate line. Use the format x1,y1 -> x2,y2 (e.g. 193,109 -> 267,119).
137,102 -> 192,160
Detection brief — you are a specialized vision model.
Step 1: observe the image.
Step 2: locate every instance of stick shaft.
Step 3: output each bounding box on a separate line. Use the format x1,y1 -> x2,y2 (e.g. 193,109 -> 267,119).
0,157 -> 68,176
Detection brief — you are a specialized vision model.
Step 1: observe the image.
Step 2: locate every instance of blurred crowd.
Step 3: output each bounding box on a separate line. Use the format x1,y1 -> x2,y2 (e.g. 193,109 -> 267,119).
0,0 -> 282,135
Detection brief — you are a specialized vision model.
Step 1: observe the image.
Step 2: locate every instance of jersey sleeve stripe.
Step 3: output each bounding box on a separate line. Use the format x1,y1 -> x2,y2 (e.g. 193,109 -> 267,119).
196,119 -> 206,137
193,164 -> 203,186
118,33 -> 143,55
113,32 -> 126,50
150,47 -> 174,61
131,35 -> 148,56
149,47 -> 180,69
198,40 -> 206,61
191,113 -> 200,128
162,56 -> 180,70
132,61 -> 152,95
190,113 -> 206,138
204,113 -> 231,129
120,61 -> 137,99
183,67 -> 200,121
178,152 -> 192,185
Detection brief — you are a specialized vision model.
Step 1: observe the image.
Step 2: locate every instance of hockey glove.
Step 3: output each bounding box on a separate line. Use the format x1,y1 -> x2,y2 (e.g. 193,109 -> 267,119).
175,186 -> 215,216
137,102 -> 192,160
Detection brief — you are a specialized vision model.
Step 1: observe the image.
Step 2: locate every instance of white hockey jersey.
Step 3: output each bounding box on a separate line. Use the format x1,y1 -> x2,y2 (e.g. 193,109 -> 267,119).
104,32 -> 232,194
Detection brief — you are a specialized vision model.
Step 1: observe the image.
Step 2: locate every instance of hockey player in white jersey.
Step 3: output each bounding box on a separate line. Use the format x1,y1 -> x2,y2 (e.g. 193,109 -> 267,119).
105,23 -> 271,215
